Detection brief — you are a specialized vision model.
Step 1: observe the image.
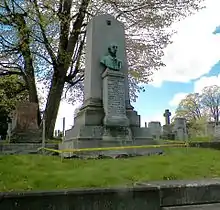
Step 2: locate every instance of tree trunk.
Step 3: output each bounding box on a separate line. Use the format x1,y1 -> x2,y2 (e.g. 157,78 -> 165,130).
40,0 -> 90,138
16,14 -> 42,126
26,76 -> 41,126
22,46 -> 41,126
43,69 -> 66,139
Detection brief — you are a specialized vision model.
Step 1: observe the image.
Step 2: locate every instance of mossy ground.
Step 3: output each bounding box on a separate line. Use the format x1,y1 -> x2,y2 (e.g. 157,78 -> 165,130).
0,147 -> 219,192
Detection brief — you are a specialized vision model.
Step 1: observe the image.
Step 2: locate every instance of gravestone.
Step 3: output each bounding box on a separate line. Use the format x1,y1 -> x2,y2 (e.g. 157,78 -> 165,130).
173,117 -> 188,141
206,122 -> 215,137
214,125 -> 220,140
164,109 -> 171,125
60,14 -> 155,155
9,102 -> 41,143
148,121 -> 162,139
6,122 -> 12,142
162,109 -> 173,139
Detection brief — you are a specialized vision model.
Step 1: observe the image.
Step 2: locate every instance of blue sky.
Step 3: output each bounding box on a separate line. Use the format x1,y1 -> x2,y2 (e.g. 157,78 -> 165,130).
55,0 -> 220,130
133,61 -> 220,126
130,0 -> 220,126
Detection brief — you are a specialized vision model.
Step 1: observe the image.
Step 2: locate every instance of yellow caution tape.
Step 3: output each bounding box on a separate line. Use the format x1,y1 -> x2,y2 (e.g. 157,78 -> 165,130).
163,140 -> 186,144
38,143 -> 187,154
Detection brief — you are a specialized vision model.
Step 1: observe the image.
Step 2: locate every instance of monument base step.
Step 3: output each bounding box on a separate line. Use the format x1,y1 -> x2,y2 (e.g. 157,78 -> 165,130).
10,130 -> 42,143
0,143 -> 58,155
63,148 -> 164,159
65,125 -> 153,141
59,138 -> 158,158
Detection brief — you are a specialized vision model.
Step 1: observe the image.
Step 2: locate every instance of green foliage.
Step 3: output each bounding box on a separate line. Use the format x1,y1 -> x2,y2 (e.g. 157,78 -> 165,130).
0,75 -> 28,111
0,0 -> 205,101
175,85 -> 220,124
0,0 -> 205,138
175,93 -> 203,121
186,117 -> 208,138
0,75 -> 28,138
201,85 -> 220,123
174,85 -> 220,138
188,136 -> 213,142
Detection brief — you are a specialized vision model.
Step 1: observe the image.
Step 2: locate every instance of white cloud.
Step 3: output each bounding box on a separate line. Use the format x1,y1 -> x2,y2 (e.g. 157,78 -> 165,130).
194,74 -> 220,93
151,0 -> 220,87
40,0 -> 220,131
169,92 -> 188,107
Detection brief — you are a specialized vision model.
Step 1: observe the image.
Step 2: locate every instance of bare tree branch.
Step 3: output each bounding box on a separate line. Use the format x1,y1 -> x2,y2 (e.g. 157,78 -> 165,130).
32,0 -> 58,67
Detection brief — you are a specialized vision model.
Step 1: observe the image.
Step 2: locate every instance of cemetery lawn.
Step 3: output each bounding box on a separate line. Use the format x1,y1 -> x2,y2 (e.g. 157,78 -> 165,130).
0,147 -> 220,192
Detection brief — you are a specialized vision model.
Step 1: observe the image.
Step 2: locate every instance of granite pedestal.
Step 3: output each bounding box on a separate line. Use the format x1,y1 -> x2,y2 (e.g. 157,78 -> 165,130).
59,14 -> 155,157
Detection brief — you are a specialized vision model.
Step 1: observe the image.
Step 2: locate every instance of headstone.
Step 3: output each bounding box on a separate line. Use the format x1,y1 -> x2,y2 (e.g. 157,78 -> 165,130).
9,110 -> 16,131
7,122 -> 12,142
148,121 -> 162,139
173,117 -> 188,141
60,14 -> 155,156
214,125 -> 220,140
54,130 -> 58,137
206,122 -> 215,137
162,109 -> 173,140
164,109 -> 171,125
10,102 -> 41,143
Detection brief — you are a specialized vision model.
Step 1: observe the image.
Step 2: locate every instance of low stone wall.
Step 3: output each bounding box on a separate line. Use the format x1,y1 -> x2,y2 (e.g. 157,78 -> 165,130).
0,143 -> 58,154
189,141 -> 220,150
1,141 -> 220,156
0,179 -> 220,209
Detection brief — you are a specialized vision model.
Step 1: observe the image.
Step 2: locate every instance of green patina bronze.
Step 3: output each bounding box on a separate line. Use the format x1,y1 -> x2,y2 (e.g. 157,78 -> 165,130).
100,43 -> 123,71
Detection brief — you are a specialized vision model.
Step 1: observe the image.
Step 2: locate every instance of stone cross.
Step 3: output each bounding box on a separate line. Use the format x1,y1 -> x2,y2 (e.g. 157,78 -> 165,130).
163,109 -> 171,125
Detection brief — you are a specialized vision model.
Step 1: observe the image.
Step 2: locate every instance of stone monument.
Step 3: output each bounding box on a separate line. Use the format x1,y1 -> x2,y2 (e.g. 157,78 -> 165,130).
164,109 -> 171,125
148,121 -> 162,139
214,124 -> 220,140
9,102 -> 41,143
173,117 -> 188,141
162,109 -> 174,139
61,14 -> 154,153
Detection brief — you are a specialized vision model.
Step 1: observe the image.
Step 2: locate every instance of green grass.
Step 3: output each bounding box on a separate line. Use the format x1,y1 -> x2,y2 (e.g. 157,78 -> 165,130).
0,147 -> 220,192
189,136 -> 213,142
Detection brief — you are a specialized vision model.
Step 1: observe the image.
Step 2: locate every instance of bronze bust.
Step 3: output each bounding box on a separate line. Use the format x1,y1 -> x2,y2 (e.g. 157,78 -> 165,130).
100,43 -> 123,71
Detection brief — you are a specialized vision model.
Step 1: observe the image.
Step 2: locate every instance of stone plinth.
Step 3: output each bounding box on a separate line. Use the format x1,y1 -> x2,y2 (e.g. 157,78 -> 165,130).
206,122 -> 215,137
173,117 -> 188,141
148,121 -> 162,139
60,14 -> 155,156
162,124 -> 174,140
102,69 -> 129,127
102,69 -> 131,142
214,125 -> 220,140
10,102 -> 41,143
